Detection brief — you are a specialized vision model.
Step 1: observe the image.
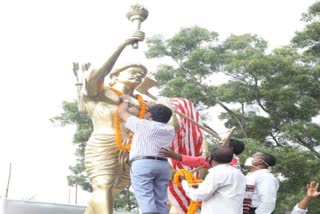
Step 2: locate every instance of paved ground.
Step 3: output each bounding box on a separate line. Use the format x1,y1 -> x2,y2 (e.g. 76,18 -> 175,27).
0,199 -> 135,214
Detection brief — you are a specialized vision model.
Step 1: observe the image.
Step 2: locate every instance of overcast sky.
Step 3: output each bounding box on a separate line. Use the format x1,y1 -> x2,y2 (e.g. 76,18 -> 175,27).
0,0 -> 316,206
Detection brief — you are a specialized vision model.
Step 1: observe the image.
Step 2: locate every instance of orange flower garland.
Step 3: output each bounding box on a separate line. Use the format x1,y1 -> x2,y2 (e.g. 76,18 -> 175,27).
108,87 -> 147,152
173,169 -> 203,214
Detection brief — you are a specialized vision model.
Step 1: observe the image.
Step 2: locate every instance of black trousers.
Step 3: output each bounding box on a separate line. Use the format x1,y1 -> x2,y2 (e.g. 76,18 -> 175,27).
250,207 -> 273,214
249,207 -> 256,214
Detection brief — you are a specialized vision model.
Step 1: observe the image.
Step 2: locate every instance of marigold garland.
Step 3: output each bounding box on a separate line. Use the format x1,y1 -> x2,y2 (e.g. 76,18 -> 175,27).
173,169 -> 203,214
108,87 -> 147,152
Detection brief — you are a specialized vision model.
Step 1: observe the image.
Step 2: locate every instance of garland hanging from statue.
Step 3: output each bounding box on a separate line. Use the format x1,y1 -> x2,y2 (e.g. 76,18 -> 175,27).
173,169 -> 203,214
108,87 -> 147,151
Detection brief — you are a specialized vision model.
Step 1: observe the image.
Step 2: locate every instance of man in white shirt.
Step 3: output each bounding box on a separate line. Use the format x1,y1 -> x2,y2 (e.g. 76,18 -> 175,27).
291,181 -> 320,214
243,152 -> 279,214
180,146 -> 246,214
119,99 -> 175,214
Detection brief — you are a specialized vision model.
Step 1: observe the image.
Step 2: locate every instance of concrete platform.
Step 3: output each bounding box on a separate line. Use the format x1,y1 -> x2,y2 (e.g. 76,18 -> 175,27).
0,199 -> 134,214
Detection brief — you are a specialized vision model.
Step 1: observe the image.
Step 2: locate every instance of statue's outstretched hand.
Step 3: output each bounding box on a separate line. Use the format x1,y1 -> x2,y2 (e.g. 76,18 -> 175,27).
126,31 -> 145,45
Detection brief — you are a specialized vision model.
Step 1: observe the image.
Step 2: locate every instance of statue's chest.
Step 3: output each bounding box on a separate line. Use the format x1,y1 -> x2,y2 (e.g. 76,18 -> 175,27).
94,102 -> 140,118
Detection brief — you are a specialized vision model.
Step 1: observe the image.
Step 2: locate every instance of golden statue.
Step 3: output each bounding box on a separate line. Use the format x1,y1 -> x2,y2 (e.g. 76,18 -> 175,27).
82,31 -> 147,214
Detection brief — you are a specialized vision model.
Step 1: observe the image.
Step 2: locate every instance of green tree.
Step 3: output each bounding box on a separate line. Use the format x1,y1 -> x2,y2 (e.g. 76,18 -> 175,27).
145,5 -> 320,211
221,39 -> 320,153
292,1 -> 320,59
146,25 -> 320,155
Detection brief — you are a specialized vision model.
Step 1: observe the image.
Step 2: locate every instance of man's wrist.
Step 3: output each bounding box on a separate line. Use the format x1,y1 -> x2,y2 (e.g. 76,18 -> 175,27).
176,154 -> 182,161
304,195 -> 314,201
297,196 -> 313,209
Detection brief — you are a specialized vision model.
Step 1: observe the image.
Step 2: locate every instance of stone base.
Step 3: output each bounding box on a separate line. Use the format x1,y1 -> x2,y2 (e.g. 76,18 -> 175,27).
0,199 -> 134,214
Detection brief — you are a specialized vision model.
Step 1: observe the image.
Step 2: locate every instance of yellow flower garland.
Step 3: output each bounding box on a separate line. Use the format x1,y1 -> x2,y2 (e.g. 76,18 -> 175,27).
173,169 -> 203,214
108,87 -> 147,152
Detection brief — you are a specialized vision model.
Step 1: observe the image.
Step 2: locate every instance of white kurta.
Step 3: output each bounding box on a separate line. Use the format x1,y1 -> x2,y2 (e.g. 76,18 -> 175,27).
182,164 -> 246,214
291,204 -> 308,214
248,169 -> 279,214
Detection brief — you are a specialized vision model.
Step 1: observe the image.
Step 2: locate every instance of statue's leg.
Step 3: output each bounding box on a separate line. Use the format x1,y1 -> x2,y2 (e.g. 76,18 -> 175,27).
84,133 -> 120,214
84,204 -> 94,214
112,162 -> 131,197
85,176 -> 115,214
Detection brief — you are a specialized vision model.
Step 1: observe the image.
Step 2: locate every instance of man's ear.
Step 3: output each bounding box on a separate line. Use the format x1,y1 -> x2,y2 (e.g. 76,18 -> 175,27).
255,159 -> 264,166
210,159 -> 217,167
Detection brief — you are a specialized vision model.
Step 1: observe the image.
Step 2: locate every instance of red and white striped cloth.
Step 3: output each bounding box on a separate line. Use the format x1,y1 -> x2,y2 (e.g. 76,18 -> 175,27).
168,98 -> 203,214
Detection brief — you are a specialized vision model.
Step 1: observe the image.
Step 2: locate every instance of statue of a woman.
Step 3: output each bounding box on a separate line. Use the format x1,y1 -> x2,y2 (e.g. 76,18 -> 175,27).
82,31 -> 146,214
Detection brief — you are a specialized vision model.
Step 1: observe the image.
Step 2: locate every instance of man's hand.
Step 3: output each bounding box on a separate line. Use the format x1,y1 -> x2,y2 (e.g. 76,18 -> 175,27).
306,181 -> 320,199
160,148 -> 182,161
118,95 -> 131,122
119,95 -> 130,103
297,181 -> 320,209
180,173 -> 186,182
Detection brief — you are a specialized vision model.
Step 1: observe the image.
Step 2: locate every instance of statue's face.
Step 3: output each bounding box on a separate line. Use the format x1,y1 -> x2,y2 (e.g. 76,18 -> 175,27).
116,66 -> 146,87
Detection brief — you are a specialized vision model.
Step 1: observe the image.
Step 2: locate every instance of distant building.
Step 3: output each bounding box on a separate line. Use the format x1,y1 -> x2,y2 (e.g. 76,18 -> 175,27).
0,199 -> 135,214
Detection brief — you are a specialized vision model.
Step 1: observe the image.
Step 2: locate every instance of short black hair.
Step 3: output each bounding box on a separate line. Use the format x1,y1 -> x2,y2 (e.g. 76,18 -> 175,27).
255,152 -> 276,166
210,146 -> 233,164
149,104 -> 173,123
229,139 -> 245,155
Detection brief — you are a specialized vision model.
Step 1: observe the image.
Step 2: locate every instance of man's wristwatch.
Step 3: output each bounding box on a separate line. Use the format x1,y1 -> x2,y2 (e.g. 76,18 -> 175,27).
123,99 -> 131,107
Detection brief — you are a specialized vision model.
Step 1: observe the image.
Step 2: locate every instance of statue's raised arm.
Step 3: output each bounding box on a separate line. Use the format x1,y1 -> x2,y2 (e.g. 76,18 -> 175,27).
83,31 -> 145,98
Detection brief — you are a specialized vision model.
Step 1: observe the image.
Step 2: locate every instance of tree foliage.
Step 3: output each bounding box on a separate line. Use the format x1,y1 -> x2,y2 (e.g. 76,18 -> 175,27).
144,2 -> 320,212
146,25 -> 320,153
293,1 -> 320,59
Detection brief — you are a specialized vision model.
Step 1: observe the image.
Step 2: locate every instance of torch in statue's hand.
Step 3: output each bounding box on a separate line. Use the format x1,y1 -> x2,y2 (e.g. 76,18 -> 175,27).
126,4 -> 148,49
